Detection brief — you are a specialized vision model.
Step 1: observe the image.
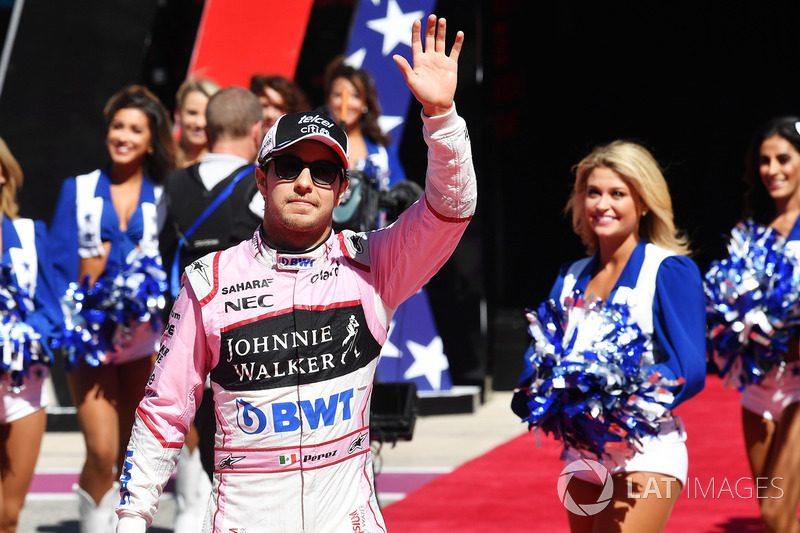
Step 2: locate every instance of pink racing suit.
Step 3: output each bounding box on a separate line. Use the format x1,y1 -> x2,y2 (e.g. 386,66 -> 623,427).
116,107 -> 476,533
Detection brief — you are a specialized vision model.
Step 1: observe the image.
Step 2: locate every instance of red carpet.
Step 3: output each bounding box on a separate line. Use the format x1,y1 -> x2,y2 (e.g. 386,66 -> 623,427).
382,375 -> 771,532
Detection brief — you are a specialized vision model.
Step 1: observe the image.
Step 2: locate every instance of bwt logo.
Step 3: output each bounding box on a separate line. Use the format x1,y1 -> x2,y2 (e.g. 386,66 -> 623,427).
279,257 -> 315,268
557,458 -> 613,516
235,388 -> 355,434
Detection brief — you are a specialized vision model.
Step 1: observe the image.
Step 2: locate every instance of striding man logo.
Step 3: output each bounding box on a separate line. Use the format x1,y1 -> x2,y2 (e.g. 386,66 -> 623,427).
341,315 -> 362,364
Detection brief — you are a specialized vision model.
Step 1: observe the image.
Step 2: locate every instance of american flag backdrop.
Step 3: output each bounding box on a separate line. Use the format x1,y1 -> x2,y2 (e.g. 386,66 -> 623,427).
377,289 -> 454,392
342,0 -> 454,392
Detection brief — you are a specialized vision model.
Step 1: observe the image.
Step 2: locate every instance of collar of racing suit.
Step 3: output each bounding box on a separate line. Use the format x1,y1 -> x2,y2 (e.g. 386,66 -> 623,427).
250,226 -> 334,271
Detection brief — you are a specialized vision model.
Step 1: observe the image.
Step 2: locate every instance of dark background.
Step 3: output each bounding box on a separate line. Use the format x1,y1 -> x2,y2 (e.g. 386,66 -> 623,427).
1,0 -> 800,390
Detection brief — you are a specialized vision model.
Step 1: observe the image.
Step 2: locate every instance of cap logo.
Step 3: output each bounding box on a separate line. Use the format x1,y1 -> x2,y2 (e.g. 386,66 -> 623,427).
298,114 -> 336,128
261,129 -> 276,155
300,124 -> 332,138
258,111 -> 349,170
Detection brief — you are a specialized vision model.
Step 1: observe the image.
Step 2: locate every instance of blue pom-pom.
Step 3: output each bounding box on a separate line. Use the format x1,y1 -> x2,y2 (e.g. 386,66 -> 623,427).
53,249 -> 167,368
518,293 -> 682,462
0,264 -> 51,390
705,220 -> 800,390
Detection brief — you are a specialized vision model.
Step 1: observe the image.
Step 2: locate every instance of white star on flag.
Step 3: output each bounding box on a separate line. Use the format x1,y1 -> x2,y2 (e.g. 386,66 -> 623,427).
404,336 -> 449,390
378,115 -> 405,135
345,48 -> 368,69
366,0 -> 424,56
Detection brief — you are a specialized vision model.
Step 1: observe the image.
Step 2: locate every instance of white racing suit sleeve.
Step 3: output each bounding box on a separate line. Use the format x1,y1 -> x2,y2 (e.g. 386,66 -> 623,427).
419,104 -> 477,220
116,280 -> 211,532
358,104 -> 477,308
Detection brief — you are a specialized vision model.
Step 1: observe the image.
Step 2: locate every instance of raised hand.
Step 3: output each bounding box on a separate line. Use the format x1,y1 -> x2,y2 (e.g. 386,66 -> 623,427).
393,14 -> 464,117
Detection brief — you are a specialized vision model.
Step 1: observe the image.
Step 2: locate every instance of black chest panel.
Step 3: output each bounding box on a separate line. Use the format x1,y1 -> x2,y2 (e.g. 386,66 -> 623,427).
212,303 -> 382,391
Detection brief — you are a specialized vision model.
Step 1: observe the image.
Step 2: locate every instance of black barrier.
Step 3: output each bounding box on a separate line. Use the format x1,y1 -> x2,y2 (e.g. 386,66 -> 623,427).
370,382 -> 418,445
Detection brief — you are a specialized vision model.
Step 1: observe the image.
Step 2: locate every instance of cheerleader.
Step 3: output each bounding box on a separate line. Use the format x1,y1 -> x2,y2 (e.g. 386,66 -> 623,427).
323,58 -> 419,232
516,141 -> 706,532
173,77 -> 219,168
249,74 -> 311,132
48,86 -> 175,532
0,137 -> 61,533
323,56 -> 407,193
170,76 -> 220,533
718,117 -> 800,533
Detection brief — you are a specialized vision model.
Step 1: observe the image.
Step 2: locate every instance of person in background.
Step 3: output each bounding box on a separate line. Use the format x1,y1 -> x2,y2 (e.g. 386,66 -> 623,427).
159,88 -> 264,532
322,56 -> 414,231
116,15 -> 473,532
714,117 -> 800,533
174,77 -> 220,168
514,141 -> 706,533
160,86 -> 264,306
323,55 -> 407,193
171,75 -> 221,533
48,85 -> 175,533
249,74 -> 311,132
0,137 -> 62,533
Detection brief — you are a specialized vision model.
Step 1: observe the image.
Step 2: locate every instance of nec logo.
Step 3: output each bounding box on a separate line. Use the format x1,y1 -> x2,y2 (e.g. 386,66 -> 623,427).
235,388 -> 354,434
224,295 -> 274,313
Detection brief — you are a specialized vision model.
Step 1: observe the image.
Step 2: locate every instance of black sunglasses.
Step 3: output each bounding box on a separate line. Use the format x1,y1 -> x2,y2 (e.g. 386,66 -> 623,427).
262,155 -> 344,186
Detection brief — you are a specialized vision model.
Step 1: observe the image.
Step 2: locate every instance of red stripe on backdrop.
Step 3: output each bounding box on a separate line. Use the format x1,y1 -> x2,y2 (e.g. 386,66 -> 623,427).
187,0 -> 314,87
382,375 -> 775,532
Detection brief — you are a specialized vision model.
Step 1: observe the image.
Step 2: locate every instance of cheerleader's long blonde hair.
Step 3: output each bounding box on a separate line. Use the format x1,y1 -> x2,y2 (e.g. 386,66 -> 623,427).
565,140 -> 690,256
0,137 -> 22,220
